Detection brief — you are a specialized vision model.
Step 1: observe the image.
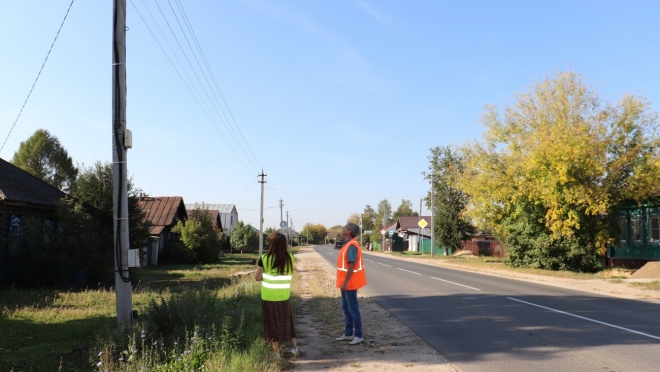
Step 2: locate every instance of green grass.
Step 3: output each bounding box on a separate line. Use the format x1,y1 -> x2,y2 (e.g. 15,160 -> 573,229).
0,253 -> 280,372
629,280 -> 660,291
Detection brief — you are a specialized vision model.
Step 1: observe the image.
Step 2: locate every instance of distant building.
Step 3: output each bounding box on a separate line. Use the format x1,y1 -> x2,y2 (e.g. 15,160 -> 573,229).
0,158 -> 66,281
186,203 -> 237,233
139,196 -> 188,265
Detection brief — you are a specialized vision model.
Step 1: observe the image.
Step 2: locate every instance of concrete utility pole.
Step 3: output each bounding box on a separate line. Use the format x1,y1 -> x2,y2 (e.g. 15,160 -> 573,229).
286,211 -> 290,245
112,0 -> 132,329
279,198 -> 284,234
382,216 -> 386,252
258,171 -> 266,256
431,173 -> 435,258
359,215 -> 363,248
419,198 -> 422,254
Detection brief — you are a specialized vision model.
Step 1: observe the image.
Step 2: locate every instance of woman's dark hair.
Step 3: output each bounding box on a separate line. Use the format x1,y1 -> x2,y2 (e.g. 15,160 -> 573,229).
266,232 -> 292,275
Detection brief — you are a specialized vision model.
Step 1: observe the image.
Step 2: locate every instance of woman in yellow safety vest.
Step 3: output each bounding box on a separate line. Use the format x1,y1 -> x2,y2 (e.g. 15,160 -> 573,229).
255,232 -> 298,358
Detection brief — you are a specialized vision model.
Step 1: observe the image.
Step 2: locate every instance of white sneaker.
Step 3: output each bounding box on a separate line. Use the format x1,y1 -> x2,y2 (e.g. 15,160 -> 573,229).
274,352 -> 281,359
286,347 -> 299,356
335,334 -> 353,341
349,337 -> 364,345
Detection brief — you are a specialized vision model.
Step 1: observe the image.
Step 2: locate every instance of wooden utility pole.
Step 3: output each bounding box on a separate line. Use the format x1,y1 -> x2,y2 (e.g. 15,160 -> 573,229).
112,0 -> 132,328
258,171 -> 266,256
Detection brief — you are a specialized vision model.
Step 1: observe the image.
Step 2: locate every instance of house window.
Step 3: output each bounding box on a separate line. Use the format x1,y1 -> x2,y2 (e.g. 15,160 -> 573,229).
617,215 -> 627,244
8,215 -> 23,253
632,213 -> 643,243
650,214 -> 660,243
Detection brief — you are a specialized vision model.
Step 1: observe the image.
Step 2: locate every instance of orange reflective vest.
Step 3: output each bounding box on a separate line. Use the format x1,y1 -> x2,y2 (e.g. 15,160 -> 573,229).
336,238 -> 366,290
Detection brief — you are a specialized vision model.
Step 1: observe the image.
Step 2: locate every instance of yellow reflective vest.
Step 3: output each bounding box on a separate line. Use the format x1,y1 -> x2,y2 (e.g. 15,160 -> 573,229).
261,253 -> 294,301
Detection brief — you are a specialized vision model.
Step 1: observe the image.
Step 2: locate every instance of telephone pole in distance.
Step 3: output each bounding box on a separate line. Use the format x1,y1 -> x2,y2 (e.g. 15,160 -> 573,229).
258,171 -> 266,256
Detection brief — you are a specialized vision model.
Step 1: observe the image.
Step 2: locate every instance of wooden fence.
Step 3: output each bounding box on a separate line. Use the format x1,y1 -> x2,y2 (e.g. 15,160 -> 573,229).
461,240 -> 506,258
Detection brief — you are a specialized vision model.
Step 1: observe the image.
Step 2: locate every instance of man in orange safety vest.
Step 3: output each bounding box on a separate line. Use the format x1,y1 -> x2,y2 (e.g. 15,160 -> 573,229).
335,222 -> 366,345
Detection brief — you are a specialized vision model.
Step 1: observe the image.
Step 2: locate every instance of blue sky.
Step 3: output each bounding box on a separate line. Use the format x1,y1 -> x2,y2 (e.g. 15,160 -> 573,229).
2,0 -> 659,230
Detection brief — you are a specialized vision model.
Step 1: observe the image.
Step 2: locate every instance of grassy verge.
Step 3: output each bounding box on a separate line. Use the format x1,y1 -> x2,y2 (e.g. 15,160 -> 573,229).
629,280 -> 660,291
379,251 -> 626,280
0,253 -> 280,372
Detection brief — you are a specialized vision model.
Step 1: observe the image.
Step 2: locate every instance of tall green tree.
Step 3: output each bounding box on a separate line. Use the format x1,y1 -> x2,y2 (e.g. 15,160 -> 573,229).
424,146 -> 475,253
71,161 -> 151,252
12,129 -> 78,192
301,223 -> 328,244
459,71 -> 660,271
362,205 -> 376,230
392,199 -> 418,221
264,227 -> 278,245
375,199 -> 393,226
230,221 -> 258,253
172,206 -> 222,263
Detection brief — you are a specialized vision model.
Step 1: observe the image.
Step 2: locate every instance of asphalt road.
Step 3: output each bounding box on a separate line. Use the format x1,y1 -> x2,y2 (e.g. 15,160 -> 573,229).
314,245 -> 660,372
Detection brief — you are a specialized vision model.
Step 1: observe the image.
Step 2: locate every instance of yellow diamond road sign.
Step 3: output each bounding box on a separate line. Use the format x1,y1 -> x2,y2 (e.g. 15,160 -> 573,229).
418,219 -> 428,228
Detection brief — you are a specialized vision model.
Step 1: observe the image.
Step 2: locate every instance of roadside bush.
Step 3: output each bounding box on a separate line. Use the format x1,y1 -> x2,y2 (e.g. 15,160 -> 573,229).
158,242 -> 197,265
501,204 -> 599,272
94,282 -> 275,371
171,207 -> 222,264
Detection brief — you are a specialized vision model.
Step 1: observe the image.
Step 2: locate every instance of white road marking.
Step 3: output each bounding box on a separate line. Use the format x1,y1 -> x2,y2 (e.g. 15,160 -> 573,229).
364,259 -> 374,262
377,262 -> 391,267
430,277 -> 481,291
431,276 -> 481,291
397,268 -> 421,275
507,297 -> 660,341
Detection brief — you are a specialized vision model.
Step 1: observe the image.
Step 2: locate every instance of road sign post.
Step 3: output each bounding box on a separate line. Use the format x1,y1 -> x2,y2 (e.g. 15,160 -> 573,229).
418,218 -> 427,255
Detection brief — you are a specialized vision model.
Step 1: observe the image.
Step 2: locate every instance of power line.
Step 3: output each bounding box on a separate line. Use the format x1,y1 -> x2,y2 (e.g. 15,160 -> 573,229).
167,0 -> 260,172
129,0 -> 255,174
231,176 -> 258,203
153,0 -> 257,171
271,187 -> 420,199
132,0 -> 266,179
174,0 -> 263,171
0,0 -> 76,154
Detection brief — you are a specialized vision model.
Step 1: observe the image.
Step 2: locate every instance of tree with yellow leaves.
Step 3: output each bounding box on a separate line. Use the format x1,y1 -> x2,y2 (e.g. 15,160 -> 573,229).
459,71 -> 660,271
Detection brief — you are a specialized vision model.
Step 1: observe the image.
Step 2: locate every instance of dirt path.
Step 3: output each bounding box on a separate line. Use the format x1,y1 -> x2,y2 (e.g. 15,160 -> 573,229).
291,246 -> 460,372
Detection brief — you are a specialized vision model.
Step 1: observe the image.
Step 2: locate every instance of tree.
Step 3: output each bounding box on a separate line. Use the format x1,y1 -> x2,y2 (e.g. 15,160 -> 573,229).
375,199 -> 393,226
392,199 -> 418,221
230,221 -> 258,253
71,161 -> 151,253
171,206 -> 222,263
264,227 -> 278,245
12,129 -> 78,192
459,71 -> 660,271
424,146 -> 475,253
347,212 -> 360,224
301,223 -> 328,244
362,205 -> 376,230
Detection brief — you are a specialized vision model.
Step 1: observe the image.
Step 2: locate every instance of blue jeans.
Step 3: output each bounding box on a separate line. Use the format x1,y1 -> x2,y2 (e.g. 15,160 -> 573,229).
340,290 -> 362,338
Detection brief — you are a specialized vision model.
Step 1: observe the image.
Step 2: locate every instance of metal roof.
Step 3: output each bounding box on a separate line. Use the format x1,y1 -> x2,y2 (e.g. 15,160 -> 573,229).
139,196 -> 188,235
185,203 -> 236,214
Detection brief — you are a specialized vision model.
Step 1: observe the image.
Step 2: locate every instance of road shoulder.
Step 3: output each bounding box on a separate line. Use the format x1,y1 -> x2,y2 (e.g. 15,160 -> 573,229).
291,246 -> 460,372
